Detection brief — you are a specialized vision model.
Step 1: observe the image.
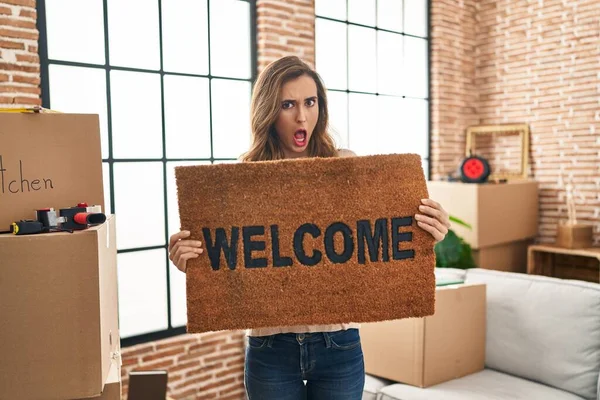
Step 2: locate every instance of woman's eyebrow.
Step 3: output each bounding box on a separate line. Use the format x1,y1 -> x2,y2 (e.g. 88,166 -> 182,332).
281,96 -> 317,103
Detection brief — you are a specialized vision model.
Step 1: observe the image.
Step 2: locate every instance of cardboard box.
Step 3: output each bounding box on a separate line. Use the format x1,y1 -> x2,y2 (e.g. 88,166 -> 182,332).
0,112 -> 104,230
556,223 -> 594,249
426,180 -> 538,249
0,216 -> 119,400
76,355 -> 122,400
361,283 -> 486,388
473,239 -> 533,273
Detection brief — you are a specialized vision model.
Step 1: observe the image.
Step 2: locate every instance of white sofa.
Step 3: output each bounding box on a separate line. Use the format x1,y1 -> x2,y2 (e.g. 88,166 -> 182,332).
363,268 -> 600,400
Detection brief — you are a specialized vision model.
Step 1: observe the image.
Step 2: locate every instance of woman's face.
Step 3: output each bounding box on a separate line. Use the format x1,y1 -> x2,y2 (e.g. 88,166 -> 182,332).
274,74 -> 319,159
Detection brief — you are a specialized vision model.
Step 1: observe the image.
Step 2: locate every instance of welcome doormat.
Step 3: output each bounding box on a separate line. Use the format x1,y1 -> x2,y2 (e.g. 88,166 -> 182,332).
175,153 -> 436,333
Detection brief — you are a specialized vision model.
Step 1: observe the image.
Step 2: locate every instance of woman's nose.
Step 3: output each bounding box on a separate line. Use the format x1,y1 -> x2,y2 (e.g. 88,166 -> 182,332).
296,107 -> 307,122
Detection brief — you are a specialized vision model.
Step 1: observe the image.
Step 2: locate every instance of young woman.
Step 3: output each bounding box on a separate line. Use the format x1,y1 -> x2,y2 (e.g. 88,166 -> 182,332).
168,56 -> 450,399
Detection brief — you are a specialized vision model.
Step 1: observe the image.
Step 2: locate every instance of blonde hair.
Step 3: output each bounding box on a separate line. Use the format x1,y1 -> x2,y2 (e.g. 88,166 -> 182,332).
240,56 -> 338,162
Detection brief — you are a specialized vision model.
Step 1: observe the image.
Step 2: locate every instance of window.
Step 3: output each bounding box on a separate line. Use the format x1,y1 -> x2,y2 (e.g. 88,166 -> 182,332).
315,0 -> 430,176
37,0 -> 256,346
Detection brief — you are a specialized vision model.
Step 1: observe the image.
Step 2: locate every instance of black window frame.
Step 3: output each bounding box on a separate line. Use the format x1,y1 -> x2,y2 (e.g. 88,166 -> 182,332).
36,0 -> 258,347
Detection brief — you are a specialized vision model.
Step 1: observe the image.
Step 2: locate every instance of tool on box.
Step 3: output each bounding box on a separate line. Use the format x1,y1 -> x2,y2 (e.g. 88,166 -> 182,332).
459,153 -> 491,183
4,203 -> 106,235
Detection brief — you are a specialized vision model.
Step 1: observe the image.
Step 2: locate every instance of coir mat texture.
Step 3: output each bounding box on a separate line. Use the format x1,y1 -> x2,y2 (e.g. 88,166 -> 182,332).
175,153 -> 436,333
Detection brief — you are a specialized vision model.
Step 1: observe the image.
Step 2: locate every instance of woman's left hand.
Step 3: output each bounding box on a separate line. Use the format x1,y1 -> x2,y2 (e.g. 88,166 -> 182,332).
415,198 -> 451,243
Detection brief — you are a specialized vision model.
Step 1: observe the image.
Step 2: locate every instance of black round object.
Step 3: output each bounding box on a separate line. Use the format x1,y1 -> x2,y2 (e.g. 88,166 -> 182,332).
459,155 -> 491,183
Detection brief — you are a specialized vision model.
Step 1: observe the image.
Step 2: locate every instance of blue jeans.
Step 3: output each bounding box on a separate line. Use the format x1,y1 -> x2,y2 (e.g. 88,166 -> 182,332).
244,329 -> 365,399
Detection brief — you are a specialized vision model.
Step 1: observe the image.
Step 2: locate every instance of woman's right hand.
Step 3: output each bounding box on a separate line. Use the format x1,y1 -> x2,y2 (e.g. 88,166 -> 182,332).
168,230 -> 203,273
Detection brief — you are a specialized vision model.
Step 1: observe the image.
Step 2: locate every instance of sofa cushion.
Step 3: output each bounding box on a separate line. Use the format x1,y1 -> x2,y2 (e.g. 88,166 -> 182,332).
378,369 -> 585,400
363,374 -> 393,400
434,268 -> 467,283
465,269 -> 600,400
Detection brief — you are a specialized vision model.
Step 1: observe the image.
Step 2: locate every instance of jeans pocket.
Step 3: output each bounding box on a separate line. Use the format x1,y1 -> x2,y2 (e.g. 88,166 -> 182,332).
247,335 -> 270,349
329,329 -> 361,350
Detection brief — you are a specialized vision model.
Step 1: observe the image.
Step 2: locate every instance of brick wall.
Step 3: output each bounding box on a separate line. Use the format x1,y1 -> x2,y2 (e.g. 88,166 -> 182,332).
121,331 -> 245,400
0,0 -> 40,107
430,0 -> 479,180
257,0 -> 315,70
430,0 -> 600,244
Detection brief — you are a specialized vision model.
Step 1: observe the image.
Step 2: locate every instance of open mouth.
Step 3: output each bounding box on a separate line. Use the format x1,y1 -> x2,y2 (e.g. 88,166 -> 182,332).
293,129 -> 307,147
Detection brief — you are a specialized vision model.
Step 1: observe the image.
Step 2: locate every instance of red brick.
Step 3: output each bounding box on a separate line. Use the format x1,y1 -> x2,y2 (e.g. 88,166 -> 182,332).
171,387 -> 198,398
0,5 -> 11,15
215,365 -> 243,378
217,390 -> 245,400
178,346 -> 216,362
156,336 -> 198,351
19,8 -> 36,18
196,393 -> 218,400
11,74 -> 39,85
226,356 -> 244,367
122,344 -> 155,357
136,358 -> 175,370
15,53 -> 38,63
218,342 -> 243,352
0,73 -> 8,82
185,362 -> 223,378
0,39 -> 25,49
199,377 -> 236,392
170,360 -> 200,373
0,27 -> 38,40
0,17 -> 36,29
199,331 -> 230,343
1,0 -> 34,6
13,96 -> 40,105
121,356 -> 140,367
204,350 -> 242,364
141,347 -> 184,362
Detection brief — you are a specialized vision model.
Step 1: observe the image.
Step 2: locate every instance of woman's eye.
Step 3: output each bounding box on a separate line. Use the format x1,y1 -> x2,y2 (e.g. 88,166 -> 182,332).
306,98 -> 316,107
282,101 -> 293,109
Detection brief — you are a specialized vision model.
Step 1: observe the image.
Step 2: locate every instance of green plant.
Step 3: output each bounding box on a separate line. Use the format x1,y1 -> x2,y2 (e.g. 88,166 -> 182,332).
434,215 -> 477,269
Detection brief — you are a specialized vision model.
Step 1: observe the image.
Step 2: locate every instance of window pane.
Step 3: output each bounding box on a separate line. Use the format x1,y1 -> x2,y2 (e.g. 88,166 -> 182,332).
399,98 -> 429,157
377,0 -> 403,32
211,79 -> 251,159
403,36 -> 428,98
169,260 -> 186,328
348,93 -> 378,155
46,0 -> 105,64
376,95 -> 404,154
348,25 -> 377,93
166,161 -> 210,241
162,0 -> 208,75
48,64 -> 109,159
315,0 -> 346,20
327,90 -> 348,149
118,249 -> 168,338
315,19 -> 347,90
348,0 -> 376,26
102,162 -> 112,214
110,70 -> 163,159
164,75 -> 211,159
107,0 -> 160,70
377,31 -> 403,95
113,162 -> 165,249
404,0 -> 428,37
210,0 -> 251,79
